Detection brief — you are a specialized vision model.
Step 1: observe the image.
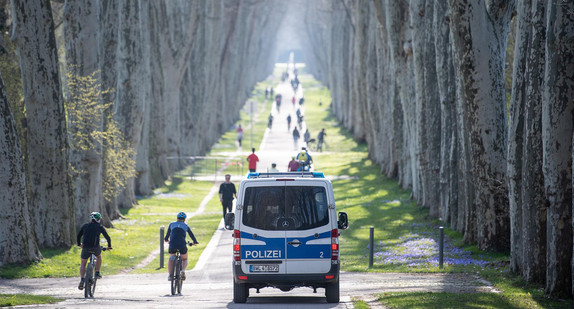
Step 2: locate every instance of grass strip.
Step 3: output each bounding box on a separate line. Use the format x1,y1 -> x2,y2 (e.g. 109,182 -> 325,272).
0,294 -> 62,306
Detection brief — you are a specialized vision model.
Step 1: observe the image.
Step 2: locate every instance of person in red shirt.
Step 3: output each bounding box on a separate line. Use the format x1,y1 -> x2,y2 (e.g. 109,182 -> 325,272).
287,156 -> 299,172
247,148 -> 259,172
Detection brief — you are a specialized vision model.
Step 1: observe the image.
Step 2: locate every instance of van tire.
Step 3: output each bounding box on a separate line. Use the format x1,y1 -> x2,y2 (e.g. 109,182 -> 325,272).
233,281 -> 248,303
325,280 -> 339,303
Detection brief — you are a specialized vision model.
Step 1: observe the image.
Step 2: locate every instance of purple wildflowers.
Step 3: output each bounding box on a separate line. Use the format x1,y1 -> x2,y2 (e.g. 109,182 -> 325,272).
374,223 -> 488,268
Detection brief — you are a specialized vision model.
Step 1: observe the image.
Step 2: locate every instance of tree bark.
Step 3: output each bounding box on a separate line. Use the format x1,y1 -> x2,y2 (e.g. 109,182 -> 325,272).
448,0 -> 514,251
0,73 -> 42,265
508,0 -> 547,283
113,0 -> 148,210
542,0 -> 574,297
433,0 -> 458,226
11,0 -> 75,247
410,0 -> 440,216
64,0 -> 105,229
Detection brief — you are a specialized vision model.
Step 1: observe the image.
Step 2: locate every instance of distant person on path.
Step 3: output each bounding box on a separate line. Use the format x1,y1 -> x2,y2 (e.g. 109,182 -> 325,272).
270,87 -> 274,98
304,129 -> 311,146
77,212 -> 112,290
219,174 -> 237,218
288,156 -> 299,172
275,94 -> 282,112
317,128 -> 327,152
269,163 -> 279,173
287,114 -> 292,131
292,126 -> 300,150
236,125 -> 243,147
292,96 -> 296,106
268,113 -> 274,129
265,87 -> 269,99
164,212 -> 199,281
247,148 -> 259,172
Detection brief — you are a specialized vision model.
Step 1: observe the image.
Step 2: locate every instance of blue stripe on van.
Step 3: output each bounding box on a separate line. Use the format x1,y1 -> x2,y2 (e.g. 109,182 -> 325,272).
240,231 -> 332,260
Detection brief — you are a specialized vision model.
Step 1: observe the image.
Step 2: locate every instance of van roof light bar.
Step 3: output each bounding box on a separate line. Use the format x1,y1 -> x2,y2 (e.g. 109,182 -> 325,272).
247,172 -> 324,179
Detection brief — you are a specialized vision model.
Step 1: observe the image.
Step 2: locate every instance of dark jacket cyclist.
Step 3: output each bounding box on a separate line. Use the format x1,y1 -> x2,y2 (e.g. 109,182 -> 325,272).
77,212 -> 112,290
164,212 -> 199,281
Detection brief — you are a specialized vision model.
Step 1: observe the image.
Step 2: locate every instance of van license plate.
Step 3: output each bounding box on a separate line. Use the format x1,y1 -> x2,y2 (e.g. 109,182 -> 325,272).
250,265 -> 279,272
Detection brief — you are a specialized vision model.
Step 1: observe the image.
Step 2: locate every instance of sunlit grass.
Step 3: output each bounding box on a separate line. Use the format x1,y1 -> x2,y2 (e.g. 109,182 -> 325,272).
0,294 -> 62,307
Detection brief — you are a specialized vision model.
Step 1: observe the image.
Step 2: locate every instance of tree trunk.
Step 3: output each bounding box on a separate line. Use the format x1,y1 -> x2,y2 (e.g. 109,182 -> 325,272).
542,0 -> 574,297
99,0 -> 121,221
64,0 -> 105,230
11,0 -> 75,247
0,73 -> 42,265
113,0 -> 148,209
448,0 -> 514,251
433,0 -> 458,226
410,0 -> 440,216
508,0 -> 547,283
383,0 -> 415,191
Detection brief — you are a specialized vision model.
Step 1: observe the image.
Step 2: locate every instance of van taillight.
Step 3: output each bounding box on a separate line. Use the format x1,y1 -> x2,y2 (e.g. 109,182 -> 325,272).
331,229 -> 339,261
234,230 -> 241,261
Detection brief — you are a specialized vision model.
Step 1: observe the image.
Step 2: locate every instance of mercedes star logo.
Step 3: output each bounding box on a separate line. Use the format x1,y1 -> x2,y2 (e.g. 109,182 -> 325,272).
282,220 -> 290,228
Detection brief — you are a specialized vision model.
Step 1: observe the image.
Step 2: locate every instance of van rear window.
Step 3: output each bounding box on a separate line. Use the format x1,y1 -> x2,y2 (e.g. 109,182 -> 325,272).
242,186 -> 329,230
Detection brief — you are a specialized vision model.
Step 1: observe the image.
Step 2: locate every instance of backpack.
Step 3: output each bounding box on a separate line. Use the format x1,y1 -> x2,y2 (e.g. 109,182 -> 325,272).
298,151 -> 308,162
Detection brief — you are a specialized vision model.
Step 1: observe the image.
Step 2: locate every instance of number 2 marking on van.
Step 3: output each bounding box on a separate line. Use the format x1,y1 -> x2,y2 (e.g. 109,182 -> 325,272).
320,251 -> 324,258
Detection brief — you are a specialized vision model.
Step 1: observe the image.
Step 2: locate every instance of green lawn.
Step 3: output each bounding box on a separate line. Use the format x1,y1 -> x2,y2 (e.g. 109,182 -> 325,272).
0,294 -> 62,307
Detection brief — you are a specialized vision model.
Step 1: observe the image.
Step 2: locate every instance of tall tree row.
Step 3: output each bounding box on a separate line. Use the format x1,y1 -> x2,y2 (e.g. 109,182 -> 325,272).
0,0 -> 287,265
297,0 -> 573,297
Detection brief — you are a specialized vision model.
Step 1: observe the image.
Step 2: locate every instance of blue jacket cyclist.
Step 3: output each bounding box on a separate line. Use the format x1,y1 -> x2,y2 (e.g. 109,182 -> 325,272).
77,212 -> 112,290
164,212 -> 199,281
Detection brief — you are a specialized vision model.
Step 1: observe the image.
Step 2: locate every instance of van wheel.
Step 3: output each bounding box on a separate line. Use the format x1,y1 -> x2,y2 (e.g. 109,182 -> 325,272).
233,281 -> 248,303
325,280 -> 339,303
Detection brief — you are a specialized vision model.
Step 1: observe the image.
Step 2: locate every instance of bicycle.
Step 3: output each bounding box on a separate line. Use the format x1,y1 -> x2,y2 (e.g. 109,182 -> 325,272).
83,247 -> 111,298
170,242 -> 193,295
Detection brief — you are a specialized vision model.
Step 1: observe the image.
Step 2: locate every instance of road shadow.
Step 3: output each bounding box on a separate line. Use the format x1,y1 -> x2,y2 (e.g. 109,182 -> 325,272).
226,296 -> 340,308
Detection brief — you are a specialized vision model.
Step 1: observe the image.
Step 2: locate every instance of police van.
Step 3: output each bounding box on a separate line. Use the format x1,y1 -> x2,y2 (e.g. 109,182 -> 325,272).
224,172 -> 349,303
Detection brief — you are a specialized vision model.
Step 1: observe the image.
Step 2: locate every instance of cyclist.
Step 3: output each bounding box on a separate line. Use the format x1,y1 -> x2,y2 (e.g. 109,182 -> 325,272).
296,147 -> 313,171
164,212 -> 199,281
77,212 -> 112,290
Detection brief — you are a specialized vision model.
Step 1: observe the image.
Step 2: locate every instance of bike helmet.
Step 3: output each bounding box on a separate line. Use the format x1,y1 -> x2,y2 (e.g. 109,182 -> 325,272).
177,212 -> 187,220
90,212 -> 102,221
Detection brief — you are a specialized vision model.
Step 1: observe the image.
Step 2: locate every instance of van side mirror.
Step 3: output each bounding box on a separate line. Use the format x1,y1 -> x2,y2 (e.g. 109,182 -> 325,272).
338,212 -> 349,230
224,213 -> 235,230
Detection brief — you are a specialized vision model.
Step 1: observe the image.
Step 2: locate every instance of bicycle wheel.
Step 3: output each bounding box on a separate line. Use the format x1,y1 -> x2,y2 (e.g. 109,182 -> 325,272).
170,256 -> 177,295
90,261 -> 97,297
176,258 -> 183,294
84,257 -> 94,298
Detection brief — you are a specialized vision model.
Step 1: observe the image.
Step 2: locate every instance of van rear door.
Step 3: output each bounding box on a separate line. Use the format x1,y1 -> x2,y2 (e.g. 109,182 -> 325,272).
283,183 -> 333,274
239,183 -> 287,275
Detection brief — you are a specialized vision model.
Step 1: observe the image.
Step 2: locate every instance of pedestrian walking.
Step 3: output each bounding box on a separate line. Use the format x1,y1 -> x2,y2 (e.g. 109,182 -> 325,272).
219,174 -> 237,218
287,114 -> 292,131
247,148 -> 259,172
236,125 -> 243,147
317,128 -> 327,152
268,114 -> 274,129
292,127 -> 300,150
304,129 -> 311,146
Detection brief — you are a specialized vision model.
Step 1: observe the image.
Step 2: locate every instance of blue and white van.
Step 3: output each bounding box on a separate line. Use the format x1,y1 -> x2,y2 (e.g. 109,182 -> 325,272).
224,172 -> 349,303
